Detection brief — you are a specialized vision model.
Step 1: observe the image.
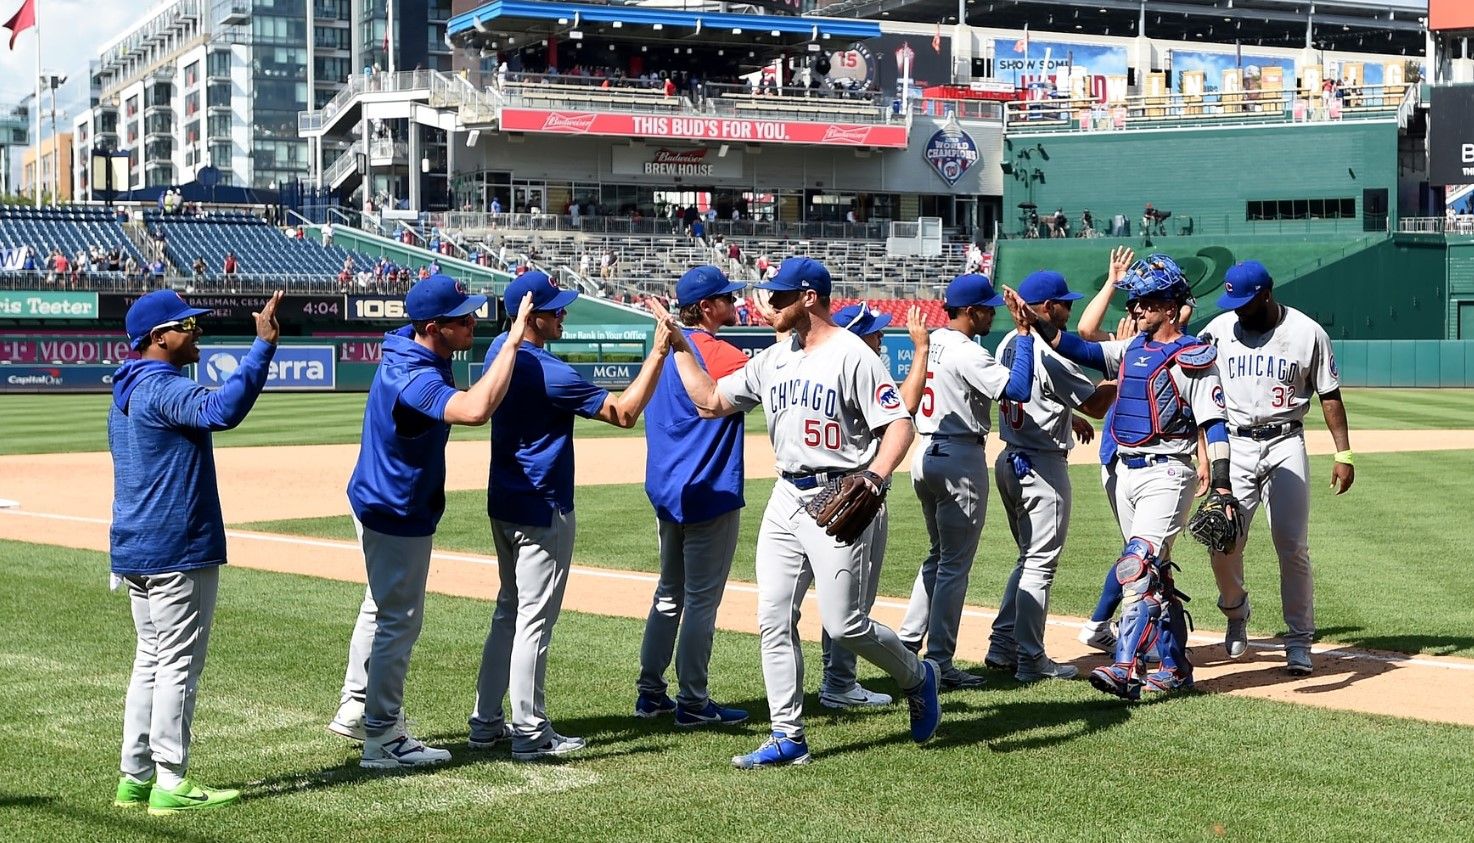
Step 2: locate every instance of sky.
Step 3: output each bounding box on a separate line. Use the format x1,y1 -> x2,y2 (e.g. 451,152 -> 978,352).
0,0 -> 150,134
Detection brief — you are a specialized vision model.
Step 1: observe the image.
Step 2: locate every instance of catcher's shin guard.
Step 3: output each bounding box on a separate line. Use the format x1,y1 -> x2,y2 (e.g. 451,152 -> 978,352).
1109,538 -> 1162,672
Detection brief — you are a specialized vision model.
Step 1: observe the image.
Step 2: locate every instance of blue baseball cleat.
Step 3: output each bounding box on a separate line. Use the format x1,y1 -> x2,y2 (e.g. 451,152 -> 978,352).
675,700 -> 749,728
1089,664 -> 1142,701
905,658 -> 941,743
1141,667 -> 1194,694
634,692 -> 677,718
731,732 -> 810,769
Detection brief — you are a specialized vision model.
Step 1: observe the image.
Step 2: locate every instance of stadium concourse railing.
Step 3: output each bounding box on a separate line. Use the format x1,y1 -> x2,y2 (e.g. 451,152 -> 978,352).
0,272 -> 359,294
1003,84 -> 1409,134
1400,217 -> 1474,236
435,212 -> 891,242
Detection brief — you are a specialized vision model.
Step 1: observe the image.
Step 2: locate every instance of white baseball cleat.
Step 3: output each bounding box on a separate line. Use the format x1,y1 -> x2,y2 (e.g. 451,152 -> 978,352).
819,684 -> 894,709
1077,620 -> 1118,654
328,701 -> 410,743
360,728 -> 451,769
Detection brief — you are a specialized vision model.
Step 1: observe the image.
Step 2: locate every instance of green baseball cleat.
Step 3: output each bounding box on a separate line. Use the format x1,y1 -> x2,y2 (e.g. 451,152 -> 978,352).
146,779 -> 241,815
113,776 -> 153,808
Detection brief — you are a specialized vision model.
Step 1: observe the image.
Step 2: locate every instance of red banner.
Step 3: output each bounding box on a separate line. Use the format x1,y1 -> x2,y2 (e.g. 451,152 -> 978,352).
498,109 -> 909,148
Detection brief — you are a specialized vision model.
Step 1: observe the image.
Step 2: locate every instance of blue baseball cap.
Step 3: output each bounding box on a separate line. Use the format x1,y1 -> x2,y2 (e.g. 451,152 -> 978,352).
125,289 -> 212,349
1218,260 -> 1273,309
755,257 -> 832,296
833,303 -> 892,337
945,273 -> 1004,308
503,269 -> 578,316
1018,270 -> 1084,305
405,274 -> 488,321
676,265 -> 745,307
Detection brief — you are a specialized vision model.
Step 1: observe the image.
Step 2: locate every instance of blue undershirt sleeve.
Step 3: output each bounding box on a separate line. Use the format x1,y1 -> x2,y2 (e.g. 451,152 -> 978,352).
1053,330 -> 1109,373
1203,418 -> 1228,445
1000,335 -> 1035,402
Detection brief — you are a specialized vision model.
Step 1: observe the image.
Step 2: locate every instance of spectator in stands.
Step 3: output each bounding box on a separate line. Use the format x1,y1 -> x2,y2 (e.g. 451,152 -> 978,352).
1080,209 -> 1095,237
846,207 -> 858,225
663,74 -> 677,97
727,239 -> 742,274
192,257 -> 208,282
490,196 -> 503,215
600,249 -> 614,281
125,255 -> 140,282
1052,208 -> 1068,238
223,252 -> 238,277
151,257 -> 167,278
965,242 -> 983,273
108,249 -> 123,272
691,218 -> 706,245
322,221 -> 335,247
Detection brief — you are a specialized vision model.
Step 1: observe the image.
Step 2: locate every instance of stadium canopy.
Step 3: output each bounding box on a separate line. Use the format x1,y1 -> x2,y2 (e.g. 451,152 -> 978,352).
448,0 -> 883,54
119,182 -> 278,205
815,0 -> 1428,56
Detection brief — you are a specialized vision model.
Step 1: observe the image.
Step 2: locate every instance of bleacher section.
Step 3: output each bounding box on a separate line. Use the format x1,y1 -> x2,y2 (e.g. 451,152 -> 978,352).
0,205 -> 144,269
146,211 -> 369,277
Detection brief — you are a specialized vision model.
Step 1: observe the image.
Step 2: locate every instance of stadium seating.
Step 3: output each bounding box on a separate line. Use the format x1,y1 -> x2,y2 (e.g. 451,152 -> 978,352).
0,205 -> 144,267
145,210 -> 370,276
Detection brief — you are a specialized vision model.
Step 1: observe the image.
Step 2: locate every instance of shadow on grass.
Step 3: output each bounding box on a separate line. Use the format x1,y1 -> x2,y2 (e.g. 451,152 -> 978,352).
0,795 -> 56,809
1316,625 -> 1474,659
1,795 -> 217,842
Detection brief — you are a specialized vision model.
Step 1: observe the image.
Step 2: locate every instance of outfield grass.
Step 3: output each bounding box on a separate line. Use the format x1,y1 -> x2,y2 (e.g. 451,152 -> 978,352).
0,388 -> 1463,455
2,540 -> 1470,843
245,450 -> 1474,659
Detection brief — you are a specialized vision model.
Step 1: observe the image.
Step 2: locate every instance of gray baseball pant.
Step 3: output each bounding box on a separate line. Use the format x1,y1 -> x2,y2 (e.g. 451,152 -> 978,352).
352,517 -> 435,738
637,510 -> 741,708
1210,433 -> 1315,647
120,565 -> 220,780
757,481 -> 922,738
990,449 -> 1072,663
471,511 -> 575,749
821,505 -> 887,693
899,437 -> 989,670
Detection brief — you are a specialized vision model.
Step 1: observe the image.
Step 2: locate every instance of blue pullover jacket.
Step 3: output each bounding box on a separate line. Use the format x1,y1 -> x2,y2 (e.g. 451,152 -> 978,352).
108,338 -> 275,576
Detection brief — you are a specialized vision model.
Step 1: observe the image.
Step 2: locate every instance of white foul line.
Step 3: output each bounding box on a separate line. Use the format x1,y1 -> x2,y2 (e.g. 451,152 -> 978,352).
5,507 -> 1473,673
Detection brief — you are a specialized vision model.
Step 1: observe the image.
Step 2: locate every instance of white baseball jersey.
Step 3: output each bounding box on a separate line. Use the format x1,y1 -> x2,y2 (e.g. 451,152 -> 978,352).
1098,337 -> 1227,457
718,330 -> 909,474
1198,306 -> 1339,429
914,328 -> 1014,438
996,329 -> 1098,452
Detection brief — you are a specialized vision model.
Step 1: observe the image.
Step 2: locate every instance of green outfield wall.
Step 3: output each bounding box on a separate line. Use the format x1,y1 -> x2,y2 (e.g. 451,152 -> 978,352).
1001,121 -> 1398,238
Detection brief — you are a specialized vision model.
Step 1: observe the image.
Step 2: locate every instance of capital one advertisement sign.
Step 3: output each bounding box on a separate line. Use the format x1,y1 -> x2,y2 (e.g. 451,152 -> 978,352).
611,145 -> 744,179
500,109 -> 909,148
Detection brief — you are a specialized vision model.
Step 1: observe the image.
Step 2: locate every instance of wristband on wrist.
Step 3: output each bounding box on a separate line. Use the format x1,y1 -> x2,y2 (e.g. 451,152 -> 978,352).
1333,450 -> 1354,466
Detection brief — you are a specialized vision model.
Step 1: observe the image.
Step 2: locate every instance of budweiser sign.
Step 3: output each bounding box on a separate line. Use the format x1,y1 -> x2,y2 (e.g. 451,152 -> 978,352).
646,148 -> 714,175
501,109 -> 910,148
542,112 -> 598,133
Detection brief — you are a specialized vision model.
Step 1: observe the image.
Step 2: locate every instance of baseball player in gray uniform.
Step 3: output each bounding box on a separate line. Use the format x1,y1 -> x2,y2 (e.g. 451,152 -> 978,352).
1198,260 -> 1355,676
984,271 -> 1114,682
897,273 -> 1036,689
816,303 -> 901,710
652,257 -> 942,768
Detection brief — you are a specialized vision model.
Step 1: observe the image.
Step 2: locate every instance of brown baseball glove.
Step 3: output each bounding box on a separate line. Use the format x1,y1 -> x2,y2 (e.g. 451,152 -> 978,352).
805,470 -> 888,545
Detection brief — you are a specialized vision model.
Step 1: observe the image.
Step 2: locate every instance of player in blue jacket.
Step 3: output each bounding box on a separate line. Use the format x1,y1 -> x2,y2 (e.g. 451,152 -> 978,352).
109,289 -> 281,814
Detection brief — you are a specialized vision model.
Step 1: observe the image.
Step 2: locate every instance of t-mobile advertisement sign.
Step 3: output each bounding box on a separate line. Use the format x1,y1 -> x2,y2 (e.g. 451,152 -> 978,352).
1430,86 -> 1474,186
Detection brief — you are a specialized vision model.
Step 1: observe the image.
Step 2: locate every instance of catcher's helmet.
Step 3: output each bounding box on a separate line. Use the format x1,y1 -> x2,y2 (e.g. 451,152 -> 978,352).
1115,253 -> 1191,302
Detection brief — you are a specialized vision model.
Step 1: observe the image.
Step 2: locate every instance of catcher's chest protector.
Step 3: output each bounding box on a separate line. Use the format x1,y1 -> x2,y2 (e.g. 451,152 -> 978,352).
1110,335 -> 1199,447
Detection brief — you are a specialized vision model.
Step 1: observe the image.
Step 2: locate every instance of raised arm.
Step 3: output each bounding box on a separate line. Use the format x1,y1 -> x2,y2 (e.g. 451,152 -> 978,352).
1077,246 -> 1132,340
648,299 -> 740,419
590,317 -> 673,428
443,292 -> 534,425
898,305 -> 930,416
191,291 -> 282,431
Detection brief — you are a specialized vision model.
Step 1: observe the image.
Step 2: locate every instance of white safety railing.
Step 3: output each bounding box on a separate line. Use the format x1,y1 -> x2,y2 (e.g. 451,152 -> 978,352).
1400,216 -> 1474,235
1005,84 -> 1407,134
